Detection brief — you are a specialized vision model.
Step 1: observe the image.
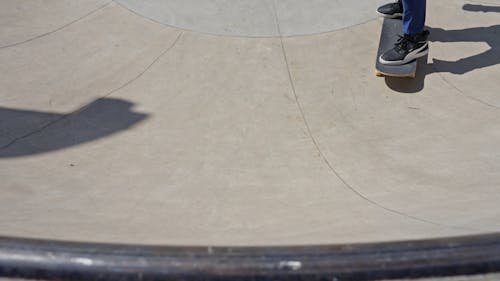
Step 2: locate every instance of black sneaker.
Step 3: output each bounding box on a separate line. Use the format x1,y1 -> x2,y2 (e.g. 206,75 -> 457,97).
379,31 -> 430,65
377,1 -> 403,19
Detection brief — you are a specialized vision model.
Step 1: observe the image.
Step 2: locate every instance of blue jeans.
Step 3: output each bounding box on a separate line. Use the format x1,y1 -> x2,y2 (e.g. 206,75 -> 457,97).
402,0 -> 427,34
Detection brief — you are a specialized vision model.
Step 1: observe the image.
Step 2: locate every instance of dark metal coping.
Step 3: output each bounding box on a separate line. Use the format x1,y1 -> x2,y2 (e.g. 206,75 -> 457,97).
1,233 -> 500,281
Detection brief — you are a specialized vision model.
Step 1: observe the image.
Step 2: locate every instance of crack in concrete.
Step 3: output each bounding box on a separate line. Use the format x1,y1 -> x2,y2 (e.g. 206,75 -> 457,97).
430,0 -> 500,110
436,71 -> 500,110
270,0 -> 475,232
0,31 -> 184,152
114,0 -> 380,39
0,1 -> 113,49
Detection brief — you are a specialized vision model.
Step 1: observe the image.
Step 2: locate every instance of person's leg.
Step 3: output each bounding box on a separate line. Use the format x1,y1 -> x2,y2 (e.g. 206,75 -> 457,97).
402,0 -> 426,34
379,0 -> 428,65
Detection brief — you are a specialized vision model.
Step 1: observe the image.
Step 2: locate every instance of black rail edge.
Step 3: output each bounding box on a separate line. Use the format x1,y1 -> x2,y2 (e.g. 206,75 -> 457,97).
1,233 -> 500,281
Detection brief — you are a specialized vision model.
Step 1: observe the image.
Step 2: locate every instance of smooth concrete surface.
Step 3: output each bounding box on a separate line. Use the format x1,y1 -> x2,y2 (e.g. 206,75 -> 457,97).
114,0 -> 389,37
0,0 -> 500,246
0,0 -> 111,48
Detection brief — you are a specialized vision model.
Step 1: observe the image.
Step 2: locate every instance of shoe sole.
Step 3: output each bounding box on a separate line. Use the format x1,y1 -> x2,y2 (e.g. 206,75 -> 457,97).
376,11 -> 403,19
379,44 -> 429,66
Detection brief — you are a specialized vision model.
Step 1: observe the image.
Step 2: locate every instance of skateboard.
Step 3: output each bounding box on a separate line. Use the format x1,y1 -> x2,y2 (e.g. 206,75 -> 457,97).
375,18 -> 421,78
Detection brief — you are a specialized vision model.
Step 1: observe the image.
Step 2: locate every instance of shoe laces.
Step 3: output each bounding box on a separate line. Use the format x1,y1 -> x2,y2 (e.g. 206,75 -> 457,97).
391,2 -> 401,9
394,34 -> 414,52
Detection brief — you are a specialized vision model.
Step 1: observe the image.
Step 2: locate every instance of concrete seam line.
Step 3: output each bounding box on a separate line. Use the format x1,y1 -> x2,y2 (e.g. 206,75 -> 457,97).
0,1 -> 114,49
0,32 -> 184,153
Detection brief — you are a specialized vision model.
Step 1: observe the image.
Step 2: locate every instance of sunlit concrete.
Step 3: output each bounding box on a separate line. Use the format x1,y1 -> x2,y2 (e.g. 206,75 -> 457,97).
0,0 -> 499,246
114,0 -> 389,37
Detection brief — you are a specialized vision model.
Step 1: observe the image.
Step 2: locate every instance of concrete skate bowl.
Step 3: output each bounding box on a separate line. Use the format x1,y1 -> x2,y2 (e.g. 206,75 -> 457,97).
2,0 -> 500,280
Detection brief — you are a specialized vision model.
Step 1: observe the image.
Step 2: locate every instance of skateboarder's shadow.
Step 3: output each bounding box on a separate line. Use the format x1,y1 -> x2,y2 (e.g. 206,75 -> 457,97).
0,98 -> 148,158
428,22 -> 500,75
386,3 -> 500,93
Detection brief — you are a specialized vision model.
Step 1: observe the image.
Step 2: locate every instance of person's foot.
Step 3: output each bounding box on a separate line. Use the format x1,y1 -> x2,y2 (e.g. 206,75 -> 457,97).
379,31 -> 430,65
377,1 -> 403,18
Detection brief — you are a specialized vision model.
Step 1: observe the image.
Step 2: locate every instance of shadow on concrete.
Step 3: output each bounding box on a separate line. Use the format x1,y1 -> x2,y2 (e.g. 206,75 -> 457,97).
384,55 -> 428,94
0,98 -> 148,158
428,24 -> 500,75
463,3 -> 500,13
428,3 -> 500,75
385,3 -> 500,93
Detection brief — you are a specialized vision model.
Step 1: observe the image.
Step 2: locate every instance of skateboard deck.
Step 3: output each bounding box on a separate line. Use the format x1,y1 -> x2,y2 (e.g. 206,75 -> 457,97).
375,18 -> 417,78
